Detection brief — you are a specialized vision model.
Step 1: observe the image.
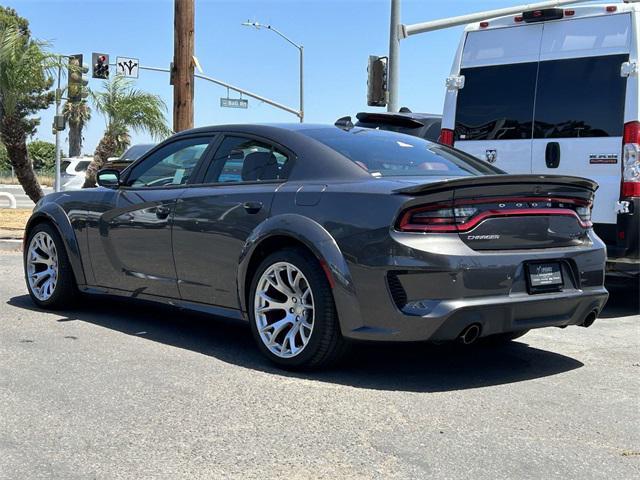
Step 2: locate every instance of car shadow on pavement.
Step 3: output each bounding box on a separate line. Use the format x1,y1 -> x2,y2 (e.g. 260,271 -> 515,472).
599,284 -> 640,319
7,293 -> 593,393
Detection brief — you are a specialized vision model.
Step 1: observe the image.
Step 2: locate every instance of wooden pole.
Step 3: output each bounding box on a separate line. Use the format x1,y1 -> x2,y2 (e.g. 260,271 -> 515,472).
173,0 -> 194,132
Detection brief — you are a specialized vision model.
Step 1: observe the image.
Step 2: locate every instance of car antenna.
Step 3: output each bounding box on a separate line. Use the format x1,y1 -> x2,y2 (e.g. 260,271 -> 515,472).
399,107 -> 412,113
334,116 -> 354,130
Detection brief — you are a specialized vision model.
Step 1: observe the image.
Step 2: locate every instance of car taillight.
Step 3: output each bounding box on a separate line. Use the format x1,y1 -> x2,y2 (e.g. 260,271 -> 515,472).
622,121 -> 640,197
397,197 -> 592,233
438,128 -> 454,147
398,204 -> 477,232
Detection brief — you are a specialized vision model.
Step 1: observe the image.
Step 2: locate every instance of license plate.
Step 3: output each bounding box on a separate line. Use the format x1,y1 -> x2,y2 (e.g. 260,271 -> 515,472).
527,262 -> 563,293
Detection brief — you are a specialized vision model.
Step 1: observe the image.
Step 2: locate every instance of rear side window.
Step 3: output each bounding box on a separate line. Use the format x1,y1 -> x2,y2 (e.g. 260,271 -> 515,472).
203,136 -> 291,183
455,62 -> 537,141
75,161 -> 91,172
533,54 -> 628,138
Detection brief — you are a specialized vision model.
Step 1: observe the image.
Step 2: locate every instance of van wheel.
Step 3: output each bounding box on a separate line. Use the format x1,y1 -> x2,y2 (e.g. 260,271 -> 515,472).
24,223 -> 77,309
249,248 -> 349,370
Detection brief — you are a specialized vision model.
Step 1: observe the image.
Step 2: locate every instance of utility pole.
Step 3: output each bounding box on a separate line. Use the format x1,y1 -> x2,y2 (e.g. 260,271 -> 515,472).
387,0 -> 400,113
54,63 -> 62,193
173,0 -> 195,132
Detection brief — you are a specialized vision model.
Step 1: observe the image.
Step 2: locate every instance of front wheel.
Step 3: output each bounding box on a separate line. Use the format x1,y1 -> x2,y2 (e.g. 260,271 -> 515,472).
24,223 -> 77,309
248,248 -> 348,370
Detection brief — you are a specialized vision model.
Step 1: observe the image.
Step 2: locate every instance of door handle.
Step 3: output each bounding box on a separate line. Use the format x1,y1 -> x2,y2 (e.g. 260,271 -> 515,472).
545,142 -> 560,168
155,205 -> 171,219
243,201 -> 263,214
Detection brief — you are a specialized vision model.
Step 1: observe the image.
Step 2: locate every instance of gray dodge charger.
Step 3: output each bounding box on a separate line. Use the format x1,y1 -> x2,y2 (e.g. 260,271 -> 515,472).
23,123 -> 608,369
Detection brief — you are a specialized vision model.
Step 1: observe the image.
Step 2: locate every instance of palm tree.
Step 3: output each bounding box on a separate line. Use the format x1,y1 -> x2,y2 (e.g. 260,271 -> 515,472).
83,75 -> 172,188
63,100 -> 91,157
0,9 -> 55,202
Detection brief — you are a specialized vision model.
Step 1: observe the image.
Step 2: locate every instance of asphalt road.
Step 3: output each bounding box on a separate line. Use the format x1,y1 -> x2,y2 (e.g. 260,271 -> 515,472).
1,251 -> 638,479
0,185 -> 53,209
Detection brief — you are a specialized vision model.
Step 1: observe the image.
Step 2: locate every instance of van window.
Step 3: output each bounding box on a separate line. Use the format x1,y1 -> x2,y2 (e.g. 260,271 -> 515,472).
455,62 -> 537,141
533,54 -> 628,138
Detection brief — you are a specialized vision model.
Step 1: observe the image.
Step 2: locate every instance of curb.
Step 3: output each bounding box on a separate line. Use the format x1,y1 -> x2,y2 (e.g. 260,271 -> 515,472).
0,229 -> 23,252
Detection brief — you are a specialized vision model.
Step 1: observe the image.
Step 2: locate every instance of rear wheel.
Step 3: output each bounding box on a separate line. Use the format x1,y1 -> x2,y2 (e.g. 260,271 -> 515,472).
24,223 -> 77,309
249,248 -> 348,369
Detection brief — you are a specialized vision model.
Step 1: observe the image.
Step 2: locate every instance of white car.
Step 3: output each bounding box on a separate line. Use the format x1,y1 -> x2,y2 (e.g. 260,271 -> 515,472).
56,157 -> 92,191
440,2 -> 639,281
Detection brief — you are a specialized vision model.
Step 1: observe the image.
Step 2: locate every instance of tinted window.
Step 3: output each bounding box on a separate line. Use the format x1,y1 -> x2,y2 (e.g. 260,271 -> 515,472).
120,144 -> 155,162
533,54 -> 628,138
75,160 -> 91,172
126,137 -> 212,187
455,62 -> 537,141
301,128 -> 500,177
203,136 -> 291,183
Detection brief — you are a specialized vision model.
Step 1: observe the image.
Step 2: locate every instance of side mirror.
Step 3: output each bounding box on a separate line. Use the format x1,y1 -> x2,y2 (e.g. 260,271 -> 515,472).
97,169 -> 121,189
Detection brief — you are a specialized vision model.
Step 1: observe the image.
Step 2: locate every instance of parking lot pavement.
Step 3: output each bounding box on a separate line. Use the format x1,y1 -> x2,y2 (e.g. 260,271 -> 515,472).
0,252 -> 638,480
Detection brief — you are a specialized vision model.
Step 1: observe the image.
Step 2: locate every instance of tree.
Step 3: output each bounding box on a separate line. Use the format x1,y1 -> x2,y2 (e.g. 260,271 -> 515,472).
63,100 -> 90,157
27,139 -> 55,171
0,142 -> 9,171
0,7 -> 54,202
83,75 -> 172,188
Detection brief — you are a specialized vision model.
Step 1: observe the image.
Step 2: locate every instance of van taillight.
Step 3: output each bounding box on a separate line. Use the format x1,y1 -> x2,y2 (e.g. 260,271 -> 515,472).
438,128 -> 454,147
622,122 -> 640,197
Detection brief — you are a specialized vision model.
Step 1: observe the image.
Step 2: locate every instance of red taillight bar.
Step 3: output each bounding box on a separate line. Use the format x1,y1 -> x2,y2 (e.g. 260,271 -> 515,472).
399,208 -> 590,233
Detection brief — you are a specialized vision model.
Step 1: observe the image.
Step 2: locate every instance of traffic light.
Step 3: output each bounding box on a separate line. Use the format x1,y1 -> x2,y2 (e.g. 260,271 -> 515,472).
92,52 -> 109,79
67,54 -> 89,103
367,55 -> 388,107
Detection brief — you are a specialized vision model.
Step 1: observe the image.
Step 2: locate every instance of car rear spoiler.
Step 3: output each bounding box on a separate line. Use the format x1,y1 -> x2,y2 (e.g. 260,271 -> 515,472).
393,174 -> 598,195
356,112 -> 425,129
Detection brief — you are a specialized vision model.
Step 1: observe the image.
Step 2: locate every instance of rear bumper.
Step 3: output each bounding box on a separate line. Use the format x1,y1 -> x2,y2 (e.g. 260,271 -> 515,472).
338,230 -> 608,342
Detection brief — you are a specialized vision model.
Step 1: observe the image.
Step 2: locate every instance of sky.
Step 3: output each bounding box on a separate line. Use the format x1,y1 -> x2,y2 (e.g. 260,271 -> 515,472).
6,0 -> 554,154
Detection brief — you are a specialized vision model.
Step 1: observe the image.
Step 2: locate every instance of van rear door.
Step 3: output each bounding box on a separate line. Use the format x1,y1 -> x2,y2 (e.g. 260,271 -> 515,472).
454,24 -> 542,173
530,14 -> 631,226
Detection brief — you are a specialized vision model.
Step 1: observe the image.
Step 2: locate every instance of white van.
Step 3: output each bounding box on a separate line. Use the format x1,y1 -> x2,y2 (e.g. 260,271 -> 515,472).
440,2 -> 639,280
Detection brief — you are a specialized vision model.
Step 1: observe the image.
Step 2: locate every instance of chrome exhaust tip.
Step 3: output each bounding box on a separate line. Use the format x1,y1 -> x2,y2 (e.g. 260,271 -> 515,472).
458,324 -> 482,345
580,310 -> 598,328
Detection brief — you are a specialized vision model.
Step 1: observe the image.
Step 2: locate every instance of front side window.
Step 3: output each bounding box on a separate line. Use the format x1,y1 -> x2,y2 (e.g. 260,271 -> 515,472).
301,127 -> 501,177
455,62 -> 538,141
533,54 -> 628,138
203,136 -> 291,183
126,137 -> 212,188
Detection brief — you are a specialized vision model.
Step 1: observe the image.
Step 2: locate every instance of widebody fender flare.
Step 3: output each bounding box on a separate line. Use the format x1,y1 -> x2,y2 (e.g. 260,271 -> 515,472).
25,202 -> 87,286
237,214 -> 364,334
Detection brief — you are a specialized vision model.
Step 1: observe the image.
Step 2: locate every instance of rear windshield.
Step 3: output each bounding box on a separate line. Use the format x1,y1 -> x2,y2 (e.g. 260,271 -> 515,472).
300,127 -> 501,177
455,54 -> 628,141
120,144 -> 154,162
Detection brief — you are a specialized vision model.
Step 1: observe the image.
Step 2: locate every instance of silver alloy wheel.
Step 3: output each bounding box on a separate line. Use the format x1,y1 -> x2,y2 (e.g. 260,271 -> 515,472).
26,231 -> 59,301
254,261 -> 315,358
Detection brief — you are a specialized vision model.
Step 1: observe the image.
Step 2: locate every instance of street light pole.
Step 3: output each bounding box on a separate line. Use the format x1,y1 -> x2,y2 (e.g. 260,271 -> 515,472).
387,0 -> 400,113
242,21 -> 304,122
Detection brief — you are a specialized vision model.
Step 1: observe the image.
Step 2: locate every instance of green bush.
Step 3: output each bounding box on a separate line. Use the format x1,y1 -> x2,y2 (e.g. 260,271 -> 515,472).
27,140 -> 56,171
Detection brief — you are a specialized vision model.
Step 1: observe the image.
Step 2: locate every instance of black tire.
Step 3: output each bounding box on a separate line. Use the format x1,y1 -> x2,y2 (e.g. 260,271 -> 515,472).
482,329 -> 529,345
24,222 -> 78,309
248,248 -> 349,370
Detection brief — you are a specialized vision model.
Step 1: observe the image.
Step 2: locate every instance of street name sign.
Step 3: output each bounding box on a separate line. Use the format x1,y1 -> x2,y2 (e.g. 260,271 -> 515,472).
220,98 -> 248,109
